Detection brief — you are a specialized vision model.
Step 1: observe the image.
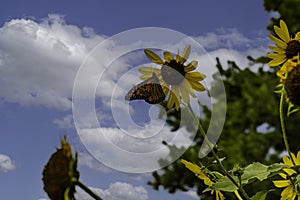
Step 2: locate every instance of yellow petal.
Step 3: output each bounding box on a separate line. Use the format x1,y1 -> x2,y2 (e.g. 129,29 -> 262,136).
273,180 -> 291,188
274,20 -> 290,43
268,46 -> 286,54
172,86 -> 180,110
167,89 -> 176,109
181,160 -> 203,174
267,53 -> 286,59
283,168 -> 296,176
185,61 -> 198,72
162,83 -> 169,96
296,151 -> 300,164
278,172 -> 287,179
181,45 -> 191,63
290,152 -> 300,165
163,51 -> 174,62
138,66 -> 160,73
179,82 -> 190,104
269,34 -> 288,49
185,72 -> 206,81
268,58 -> 286,67
281,185 -> 295,199
144,49 -> 164,64
190,81 -> 205,91
182,79 -> 196,97
283,155 -> 294,166
140,74 -> 152,80
295,32 -> 300,40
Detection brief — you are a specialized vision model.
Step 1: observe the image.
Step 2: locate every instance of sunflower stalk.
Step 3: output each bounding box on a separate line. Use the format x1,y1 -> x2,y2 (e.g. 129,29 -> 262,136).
279,92 -> 296,165
186,104 -> 250,200
76,180 -> 103,200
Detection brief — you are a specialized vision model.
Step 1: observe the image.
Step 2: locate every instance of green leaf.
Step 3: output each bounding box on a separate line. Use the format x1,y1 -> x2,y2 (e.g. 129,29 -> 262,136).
206,176 -> 238,192
241,162 -> 269,184
250,190 -> 274,200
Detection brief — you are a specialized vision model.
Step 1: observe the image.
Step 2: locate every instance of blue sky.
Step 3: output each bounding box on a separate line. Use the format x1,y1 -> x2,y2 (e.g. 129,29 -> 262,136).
0,1 -> 272,199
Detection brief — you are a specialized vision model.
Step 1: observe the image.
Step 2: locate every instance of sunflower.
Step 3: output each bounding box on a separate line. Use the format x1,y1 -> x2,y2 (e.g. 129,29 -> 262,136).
267,20 -> 300,67
181,159 -> 225,200
273,151 -> 300,200
139,45 -> 206,110
42,137 -> 79,200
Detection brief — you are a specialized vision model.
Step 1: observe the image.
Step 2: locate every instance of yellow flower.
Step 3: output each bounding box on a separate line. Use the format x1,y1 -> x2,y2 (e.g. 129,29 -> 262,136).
139,45 -> 206,110
268,20 -> 300,67
276,56 -> 300,110
181,159 -> 225,200
273,151 -> 300,200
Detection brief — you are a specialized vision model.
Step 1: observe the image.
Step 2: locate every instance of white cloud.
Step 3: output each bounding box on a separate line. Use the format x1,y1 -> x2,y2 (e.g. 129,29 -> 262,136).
75,182 -> 148,200
53,114 -> 74,129
0,154 -> 16,172
0,14 -> 104,110
0,14 -> 268,113
182,190 -> 199,200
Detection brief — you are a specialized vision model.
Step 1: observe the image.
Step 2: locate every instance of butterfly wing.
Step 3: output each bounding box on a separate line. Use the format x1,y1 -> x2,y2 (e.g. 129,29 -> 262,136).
125,73 -> 165,104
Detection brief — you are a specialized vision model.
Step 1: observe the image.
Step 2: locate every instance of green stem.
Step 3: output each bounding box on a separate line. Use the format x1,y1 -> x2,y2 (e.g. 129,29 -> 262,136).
76,181 -> 103,200
279,93 -> 295,165
234,190 -> 243,200
186,104 -> 250,200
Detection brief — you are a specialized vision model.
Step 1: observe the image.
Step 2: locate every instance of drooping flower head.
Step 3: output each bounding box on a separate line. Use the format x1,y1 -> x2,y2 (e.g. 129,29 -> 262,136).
268,20 -> 300,67
42,137 -> 79,200
139,45 -> 206,110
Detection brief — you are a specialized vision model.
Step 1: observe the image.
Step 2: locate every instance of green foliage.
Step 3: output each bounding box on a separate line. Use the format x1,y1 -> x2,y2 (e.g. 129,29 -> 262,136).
264,0 -> 300,34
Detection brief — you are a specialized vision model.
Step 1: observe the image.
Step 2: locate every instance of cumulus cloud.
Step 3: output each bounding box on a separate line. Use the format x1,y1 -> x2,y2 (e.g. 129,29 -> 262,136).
0,15 -> 269,173
182,190 -> 199,200
0,154 -> 16,172
0,14 -> 104,110
75,182 -> 148,200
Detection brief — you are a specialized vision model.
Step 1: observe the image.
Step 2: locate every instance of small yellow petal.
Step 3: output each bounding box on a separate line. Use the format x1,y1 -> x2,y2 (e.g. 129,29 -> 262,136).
180,82 -> 190,104
140,74 -> 152,80
182,79 -> 196,97
185,61 -> 198,72
268,46 -> 286,54
295,32 -> 300,40
278,172 -> 287,179
296,151 -> 300,164
163,51 -> 173,62
190,81 -> 205,91
181,160 -> 202,174
167,90 -> 175,109
283,155 -> 294,166
162,83 -> 169,96
274,20 -> 290,43
273,180 -> 291,188
172,86 -> 180,110
267,53 -> 286,59
269,34 -> 288,49
281,185 -> 295,199
185,72 -> 206,81
279,20 -> 291,42
181,45 -> 191,63
138,66 -> 160,73
283,168 -> 296,176
268,58 -> 286,67
144,49 -> 164,64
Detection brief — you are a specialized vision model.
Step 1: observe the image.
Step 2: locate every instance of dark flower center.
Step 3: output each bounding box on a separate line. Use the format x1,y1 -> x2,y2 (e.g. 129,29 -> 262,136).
161,59 -> 185,85
284,64 -> 300,106
286,40 -> 300,59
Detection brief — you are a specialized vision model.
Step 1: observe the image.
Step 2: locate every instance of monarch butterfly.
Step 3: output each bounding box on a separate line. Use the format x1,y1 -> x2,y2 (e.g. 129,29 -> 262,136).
125,72 -> 166,104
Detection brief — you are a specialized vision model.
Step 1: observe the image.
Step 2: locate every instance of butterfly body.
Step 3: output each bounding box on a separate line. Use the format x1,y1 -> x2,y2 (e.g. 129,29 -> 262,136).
125,73 -> 165,104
